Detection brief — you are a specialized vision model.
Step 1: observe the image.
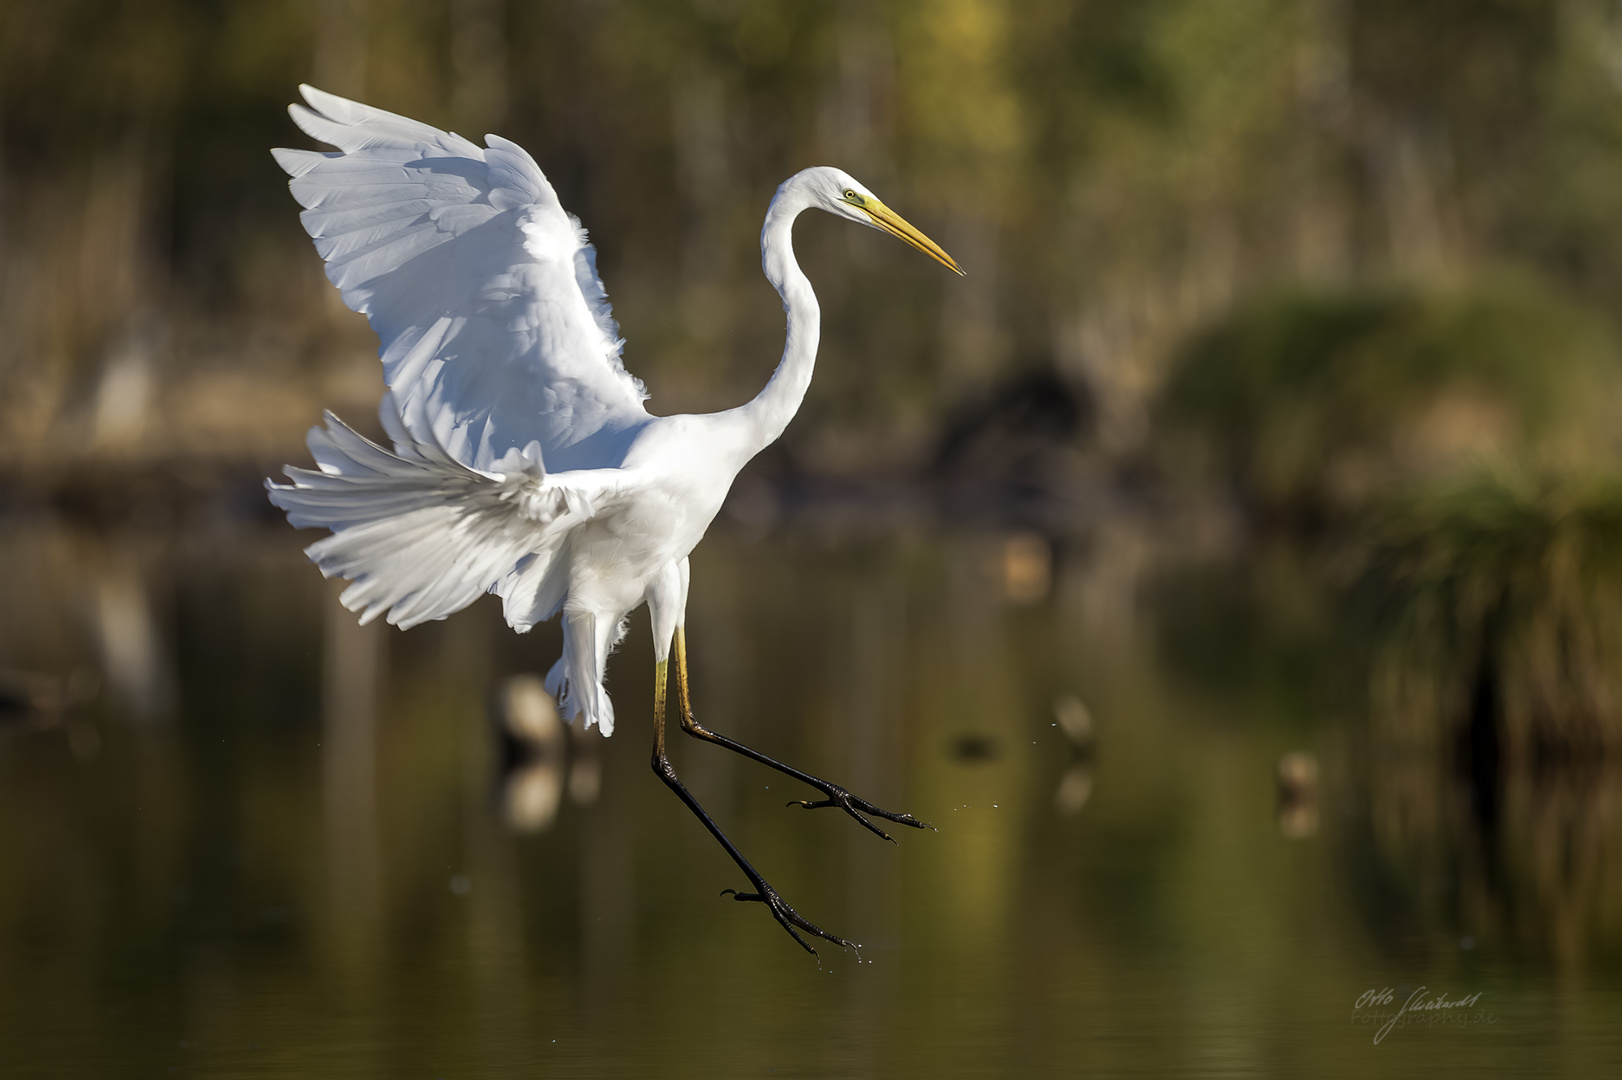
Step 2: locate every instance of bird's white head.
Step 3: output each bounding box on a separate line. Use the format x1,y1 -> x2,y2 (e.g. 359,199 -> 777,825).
788,166 -> 965,276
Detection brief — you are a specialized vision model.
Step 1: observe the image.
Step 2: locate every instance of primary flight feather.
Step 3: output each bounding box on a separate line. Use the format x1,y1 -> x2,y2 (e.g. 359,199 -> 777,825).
268,85 -> 961,951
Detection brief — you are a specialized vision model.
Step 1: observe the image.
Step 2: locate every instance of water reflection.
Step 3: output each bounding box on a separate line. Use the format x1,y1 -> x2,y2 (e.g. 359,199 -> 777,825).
0,514 -> 1619,1076
491,674 -> 601,833
1356,747 -> 1622,969
0,522 -> 172,725
322,582 -> 383,978
91,544 -> 175,722
1276,751 -> 1320,840
1051,693 -> 1096,816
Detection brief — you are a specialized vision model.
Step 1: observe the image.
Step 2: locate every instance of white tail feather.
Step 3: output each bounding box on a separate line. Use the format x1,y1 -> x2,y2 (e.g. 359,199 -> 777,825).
544,612 -> 631,735
268,410 -> 537,629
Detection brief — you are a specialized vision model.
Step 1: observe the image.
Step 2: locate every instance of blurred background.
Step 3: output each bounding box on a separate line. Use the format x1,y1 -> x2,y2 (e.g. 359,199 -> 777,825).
4,1 -> 1622,1077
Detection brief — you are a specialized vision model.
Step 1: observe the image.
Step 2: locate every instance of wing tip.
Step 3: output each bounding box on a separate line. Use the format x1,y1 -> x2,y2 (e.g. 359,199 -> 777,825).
288,102 -> 328,145
297,83 -> 350,117
270,146 -> 323,177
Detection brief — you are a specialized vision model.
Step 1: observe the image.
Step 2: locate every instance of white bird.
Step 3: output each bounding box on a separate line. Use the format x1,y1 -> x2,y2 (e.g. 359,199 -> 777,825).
266,86 -> 961,952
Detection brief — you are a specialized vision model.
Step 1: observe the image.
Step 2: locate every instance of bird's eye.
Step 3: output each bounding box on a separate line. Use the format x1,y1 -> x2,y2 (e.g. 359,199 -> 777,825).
843,189 -> 859,201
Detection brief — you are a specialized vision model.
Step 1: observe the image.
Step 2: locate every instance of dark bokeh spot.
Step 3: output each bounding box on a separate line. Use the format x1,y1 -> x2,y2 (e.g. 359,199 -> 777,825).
932,370 -> 1095,485
948,733 -> 1001,763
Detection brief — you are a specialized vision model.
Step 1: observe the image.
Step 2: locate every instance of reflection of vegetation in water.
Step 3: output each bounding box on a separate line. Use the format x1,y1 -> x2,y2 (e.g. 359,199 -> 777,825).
1139,470 -> 1622,965
1347,476 -> 1622,965
1354,474 -> 1622,761
1159,280 -> 1622,516
1356,734 -> 1622,968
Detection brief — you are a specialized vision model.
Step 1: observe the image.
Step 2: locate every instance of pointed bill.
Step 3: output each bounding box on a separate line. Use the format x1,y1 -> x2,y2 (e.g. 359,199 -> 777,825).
860,200 -> 965,276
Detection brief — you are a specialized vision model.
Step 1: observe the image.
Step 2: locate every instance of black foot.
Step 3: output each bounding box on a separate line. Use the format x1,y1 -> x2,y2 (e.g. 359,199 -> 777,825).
721,883 -> 854,954
788,784 -> 935,843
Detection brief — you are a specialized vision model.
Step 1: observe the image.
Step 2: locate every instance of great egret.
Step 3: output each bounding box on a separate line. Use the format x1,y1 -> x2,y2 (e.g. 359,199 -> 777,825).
266,86 -> 962,952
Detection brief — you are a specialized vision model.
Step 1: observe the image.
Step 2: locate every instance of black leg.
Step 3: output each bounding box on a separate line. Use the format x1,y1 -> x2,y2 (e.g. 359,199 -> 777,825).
650,656 -> 851,954
671,627 -> 934,843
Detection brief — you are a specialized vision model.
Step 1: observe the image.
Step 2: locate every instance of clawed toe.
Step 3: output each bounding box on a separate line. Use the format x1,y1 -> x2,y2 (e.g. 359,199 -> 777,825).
721,884 -> 853,953
787,787 -> 933,842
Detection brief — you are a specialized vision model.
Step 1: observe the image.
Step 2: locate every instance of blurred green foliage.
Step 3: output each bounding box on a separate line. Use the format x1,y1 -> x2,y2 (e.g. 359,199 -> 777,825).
1159,278 -> 1622,515
7,0 -> 1622,474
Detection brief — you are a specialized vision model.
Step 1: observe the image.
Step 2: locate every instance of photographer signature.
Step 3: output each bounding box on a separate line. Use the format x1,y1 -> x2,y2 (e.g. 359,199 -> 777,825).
1352,986 -> 1497,1044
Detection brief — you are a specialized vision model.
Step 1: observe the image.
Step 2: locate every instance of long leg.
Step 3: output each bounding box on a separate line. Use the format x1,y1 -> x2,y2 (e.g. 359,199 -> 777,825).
671,626 -> 933,842
650,654 -> 851,954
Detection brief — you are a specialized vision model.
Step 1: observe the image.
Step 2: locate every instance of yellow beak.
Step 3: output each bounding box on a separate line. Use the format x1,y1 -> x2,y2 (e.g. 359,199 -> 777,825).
860,199 -> 965,276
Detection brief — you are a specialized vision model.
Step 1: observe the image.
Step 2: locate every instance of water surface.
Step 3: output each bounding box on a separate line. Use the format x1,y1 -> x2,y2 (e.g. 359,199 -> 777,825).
1,514 -> 1617,1078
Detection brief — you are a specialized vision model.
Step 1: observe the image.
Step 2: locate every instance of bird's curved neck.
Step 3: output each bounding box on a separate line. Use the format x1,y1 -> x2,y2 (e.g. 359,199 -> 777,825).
740,181 -> 820,454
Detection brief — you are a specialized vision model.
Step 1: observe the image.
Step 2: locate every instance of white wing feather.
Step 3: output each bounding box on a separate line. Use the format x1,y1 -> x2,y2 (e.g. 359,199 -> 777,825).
273,84 -> 650,474
266,395 -> 624,633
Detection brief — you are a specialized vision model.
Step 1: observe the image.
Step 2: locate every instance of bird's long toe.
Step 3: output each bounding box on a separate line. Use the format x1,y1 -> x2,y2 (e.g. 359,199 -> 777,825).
788,785 -> 934,841
721,886 -> 853,953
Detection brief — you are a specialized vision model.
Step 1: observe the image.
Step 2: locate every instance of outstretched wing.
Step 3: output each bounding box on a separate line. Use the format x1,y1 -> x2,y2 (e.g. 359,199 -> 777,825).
273,85 -> 650,473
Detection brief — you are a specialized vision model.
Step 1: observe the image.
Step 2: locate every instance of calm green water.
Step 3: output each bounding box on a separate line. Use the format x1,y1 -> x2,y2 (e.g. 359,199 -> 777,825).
1,514 -> 1618,1079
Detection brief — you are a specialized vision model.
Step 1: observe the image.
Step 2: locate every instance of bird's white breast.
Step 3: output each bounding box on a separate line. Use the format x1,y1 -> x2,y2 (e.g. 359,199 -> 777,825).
561,413 -> 748,615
